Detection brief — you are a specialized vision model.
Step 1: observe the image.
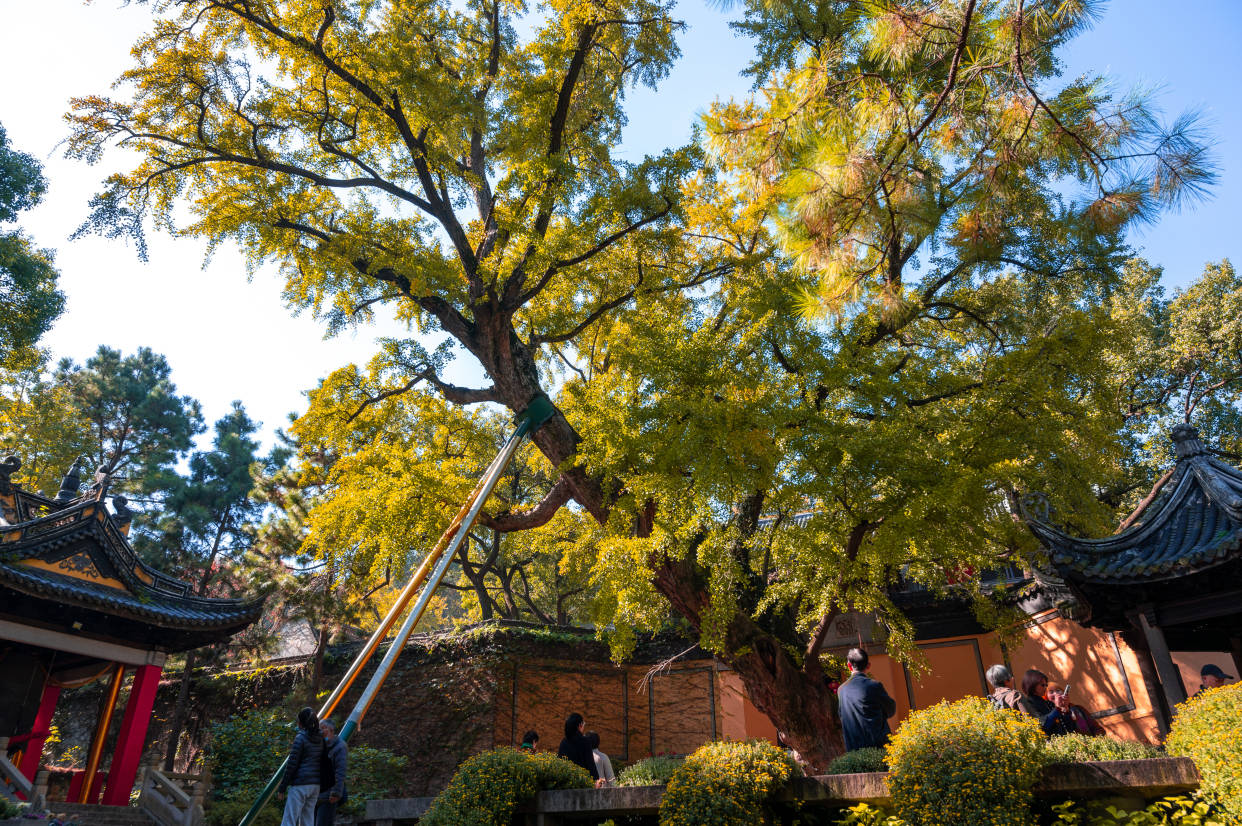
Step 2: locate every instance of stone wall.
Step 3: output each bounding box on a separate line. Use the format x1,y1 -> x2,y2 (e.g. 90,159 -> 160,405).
46,624 -> 724,797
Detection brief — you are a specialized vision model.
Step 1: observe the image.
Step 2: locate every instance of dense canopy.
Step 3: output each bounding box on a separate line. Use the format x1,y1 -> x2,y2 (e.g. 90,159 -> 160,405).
68,0 -> 1218,767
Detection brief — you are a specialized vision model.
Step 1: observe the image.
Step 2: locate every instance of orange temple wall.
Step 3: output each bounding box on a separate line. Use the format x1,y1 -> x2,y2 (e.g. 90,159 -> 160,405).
487,612 -> 1227,762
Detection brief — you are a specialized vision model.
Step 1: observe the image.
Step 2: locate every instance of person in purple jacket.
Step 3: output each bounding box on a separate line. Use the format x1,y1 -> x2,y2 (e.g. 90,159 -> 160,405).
835,648 -> 897,752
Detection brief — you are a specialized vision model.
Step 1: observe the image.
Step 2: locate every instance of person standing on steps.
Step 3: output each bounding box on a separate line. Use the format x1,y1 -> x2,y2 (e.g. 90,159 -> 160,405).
836,648 -> 897,752
277,707 -> 324,826
316,719 -> 347,826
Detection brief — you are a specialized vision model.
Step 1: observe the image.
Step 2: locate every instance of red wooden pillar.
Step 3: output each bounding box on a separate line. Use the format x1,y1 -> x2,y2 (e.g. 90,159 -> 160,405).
102,664 -> 162,806
18,681 -> 62,781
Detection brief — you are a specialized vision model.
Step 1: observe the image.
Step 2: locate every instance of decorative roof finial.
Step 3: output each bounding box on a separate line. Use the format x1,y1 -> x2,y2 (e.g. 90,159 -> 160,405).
0,455 -> 20,493
1171,423 -> 1206,459
55,457 -> 87,503
110,495 -> 134,536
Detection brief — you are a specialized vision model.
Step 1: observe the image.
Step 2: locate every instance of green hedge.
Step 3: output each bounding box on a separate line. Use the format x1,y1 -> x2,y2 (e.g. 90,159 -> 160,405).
826,747 -> 887,775
1043,734 -> 1164,764
617,755 -> 683,786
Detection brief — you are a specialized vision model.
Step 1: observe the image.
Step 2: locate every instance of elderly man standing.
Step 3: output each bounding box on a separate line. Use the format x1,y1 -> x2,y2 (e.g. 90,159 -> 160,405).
316,719 -> 348,826
986,664 -> 1040,717
836,648 -> 897,752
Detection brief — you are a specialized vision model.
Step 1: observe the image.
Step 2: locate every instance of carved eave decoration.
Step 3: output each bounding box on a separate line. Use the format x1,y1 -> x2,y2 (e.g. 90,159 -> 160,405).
1020,424 -> 1242,629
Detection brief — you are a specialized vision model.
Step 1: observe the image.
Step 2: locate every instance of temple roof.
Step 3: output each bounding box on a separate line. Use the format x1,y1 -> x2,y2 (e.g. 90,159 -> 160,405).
0,460 -> 264,652
1023,424 -> 1242,587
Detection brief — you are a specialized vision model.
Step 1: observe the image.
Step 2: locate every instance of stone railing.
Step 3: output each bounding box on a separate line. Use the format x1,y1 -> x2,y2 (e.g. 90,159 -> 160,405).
0,738 -> 44,809
362,757 -> 1200,825
138,760 -> 209,826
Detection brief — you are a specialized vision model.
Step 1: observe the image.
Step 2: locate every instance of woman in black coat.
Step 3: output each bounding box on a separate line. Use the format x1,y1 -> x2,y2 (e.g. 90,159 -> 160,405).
278,707 -> 324,826
556,713 -> 600,783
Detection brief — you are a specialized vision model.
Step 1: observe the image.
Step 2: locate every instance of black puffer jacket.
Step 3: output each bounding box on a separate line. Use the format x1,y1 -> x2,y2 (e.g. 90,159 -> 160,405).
279,728 -> 324,791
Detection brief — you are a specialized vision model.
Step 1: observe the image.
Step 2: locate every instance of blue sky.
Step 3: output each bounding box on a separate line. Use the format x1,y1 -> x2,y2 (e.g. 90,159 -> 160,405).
0,0 -> 1239,447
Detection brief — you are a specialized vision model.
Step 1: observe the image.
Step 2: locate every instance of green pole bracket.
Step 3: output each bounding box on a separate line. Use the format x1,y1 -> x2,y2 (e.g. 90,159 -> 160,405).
514,393 -> 555,434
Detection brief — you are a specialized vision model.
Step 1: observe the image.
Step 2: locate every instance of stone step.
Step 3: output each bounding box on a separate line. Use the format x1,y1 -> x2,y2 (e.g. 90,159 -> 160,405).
43,803 -> 158,826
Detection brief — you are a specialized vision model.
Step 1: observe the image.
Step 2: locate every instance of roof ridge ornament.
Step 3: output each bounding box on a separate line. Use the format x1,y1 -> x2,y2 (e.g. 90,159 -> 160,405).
0,455 -> 20,493
1018,491 -> 1055,525
1171,423 -> 1206,459
55,457 -> 88,503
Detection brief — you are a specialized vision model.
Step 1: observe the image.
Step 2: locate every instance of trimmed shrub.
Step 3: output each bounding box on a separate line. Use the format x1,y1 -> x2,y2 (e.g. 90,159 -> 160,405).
885,696 -> 1045,826
1043,734 -> 1163,764
1166,682 -> 1242,820
659,739 -> 798,826
618,755 -> 683,787
826,747 -> 887,775
420,748 -> 592,826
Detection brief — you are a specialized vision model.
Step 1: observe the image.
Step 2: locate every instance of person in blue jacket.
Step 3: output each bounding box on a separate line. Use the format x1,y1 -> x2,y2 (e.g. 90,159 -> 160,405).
315,718 -> 348,826
277,707 -> 324,826
836,648 -> 897,752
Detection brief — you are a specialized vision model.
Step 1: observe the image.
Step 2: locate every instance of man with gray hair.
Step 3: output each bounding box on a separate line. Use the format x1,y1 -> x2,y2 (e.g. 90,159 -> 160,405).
986,664 -> 1037,716
316,719 -> 347,826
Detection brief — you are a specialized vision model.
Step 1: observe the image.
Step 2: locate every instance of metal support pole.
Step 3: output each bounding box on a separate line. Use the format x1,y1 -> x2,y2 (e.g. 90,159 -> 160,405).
239,396 -> 555,826
80,664 -> 125,803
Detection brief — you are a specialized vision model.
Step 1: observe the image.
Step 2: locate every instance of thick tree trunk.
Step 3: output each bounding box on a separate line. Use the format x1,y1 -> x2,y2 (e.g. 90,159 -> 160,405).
467,311 -> 847,768
309,622 -> 330,701
162,650 -> 197,771
653,555 -> 845,770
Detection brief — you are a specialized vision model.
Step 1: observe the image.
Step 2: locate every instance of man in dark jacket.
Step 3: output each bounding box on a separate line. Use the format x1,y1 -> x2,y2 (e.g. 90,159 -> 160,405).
836,648 -> 897,752
315,719 -> 348,826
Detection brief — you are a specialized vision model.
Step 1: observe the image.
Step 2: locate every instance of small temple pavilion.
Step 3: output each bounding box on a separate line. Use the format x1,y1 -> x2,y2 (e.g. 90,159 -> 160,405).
1023,424 -> 1242,734
0,456 -> 263,805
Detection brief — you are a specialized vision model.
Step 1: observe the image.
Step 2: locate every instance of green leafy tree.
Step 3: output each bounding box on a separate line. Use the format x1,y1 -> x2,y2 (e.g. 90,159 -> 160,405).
2,346 -> 203,500
0,359 -> 91,496
1098,258 -> 1242,527
54,345 -> 204,496
70,0 -> 1210,768
132,402 -> 275,769
287,363 -> 597,627
0,123 -> 64,370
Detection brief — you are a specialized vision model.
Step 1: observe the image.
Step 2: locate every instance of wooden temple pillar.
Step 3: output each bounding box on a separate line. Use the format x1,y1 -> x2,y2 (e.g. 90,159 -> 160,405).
17,680 -> 62,781
1231,636 -> 1242,685
1131,606 -> 1187,730
103,663 -> 163,805
1123,630 -> 1172,738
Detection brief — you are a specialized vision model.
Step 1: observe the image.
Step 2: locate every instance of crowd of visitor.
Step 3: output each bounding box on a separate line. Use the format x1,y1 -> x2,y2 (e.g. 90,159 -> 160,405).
512,658 -> 1238,773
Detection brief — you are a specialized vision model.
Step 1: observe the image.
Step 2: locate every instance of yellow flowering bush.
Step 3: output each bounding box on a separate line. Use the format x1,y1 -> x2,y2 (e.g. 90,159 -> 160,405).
420,748 -> 592,826
659,739 -> 798,826
1166,682 -> 1242,820
885,696 -> 1045,826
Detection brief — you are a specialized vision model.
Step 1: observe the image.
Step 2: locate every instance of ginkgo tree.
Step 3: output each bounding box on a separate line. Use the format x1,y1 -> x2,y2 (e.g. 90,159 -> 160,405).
71,0 -> 1213,767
